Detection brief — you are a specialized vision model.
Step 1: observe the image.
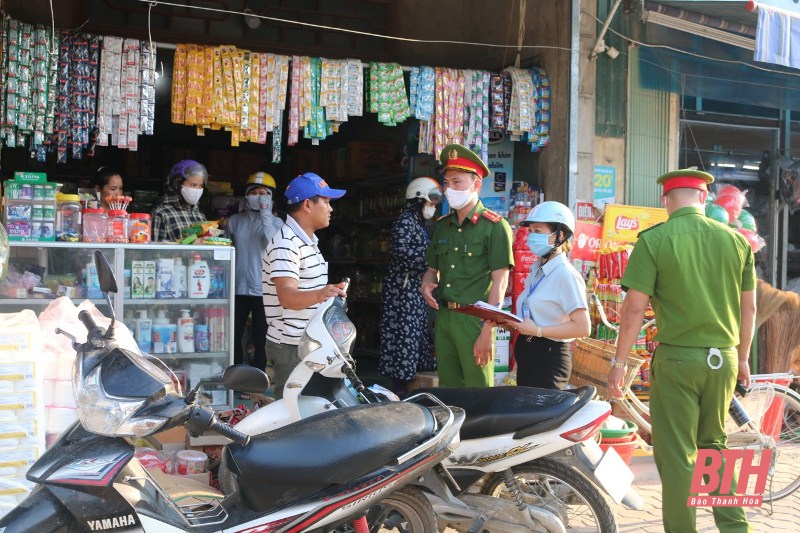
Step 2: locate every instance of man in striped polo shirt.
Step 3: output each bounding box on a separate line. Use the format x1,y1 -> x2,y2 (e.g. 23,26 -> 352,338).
263,172 -> 348,399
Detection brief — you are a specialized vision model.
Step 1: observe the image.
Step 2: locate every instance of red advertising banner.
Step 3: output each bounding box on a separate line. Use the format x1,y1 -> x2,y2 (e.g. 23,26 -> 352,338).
572,219 -> 602,262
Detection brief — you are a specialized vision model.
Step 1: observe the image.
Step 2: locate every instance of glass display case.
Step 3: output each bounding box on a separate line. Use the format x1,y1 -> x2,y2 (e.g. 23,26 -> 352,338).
1,242 -> 235,405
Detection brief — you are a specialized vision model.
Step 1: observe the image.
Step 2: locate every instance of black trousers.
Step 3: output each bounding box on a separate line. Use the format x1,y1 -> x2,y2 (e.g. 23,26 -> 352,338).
233,295 -> 267,371
514,335 -> 571,390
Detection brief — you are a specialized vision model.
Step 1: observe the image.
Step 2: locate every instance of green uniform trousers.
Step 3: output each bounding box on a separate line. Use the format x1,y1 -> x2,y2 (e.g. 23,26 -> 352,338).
435,308 -> 494,387
650,344 -> 751,533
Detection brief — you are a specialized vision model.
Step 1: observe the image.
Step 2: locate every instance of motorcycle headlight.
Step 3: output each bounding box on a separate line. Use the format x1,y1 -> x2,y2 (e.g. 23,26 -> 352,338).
298,331 -> 322,359
74,365 -> 147,436
116,416 -> 168,437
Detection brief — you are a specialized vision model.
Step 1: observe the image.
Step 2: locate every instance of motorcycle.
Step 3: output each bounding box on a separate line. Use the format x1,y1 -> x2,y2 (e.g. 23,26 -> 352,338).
233,285 -> 643,532
0,251 -> 465,533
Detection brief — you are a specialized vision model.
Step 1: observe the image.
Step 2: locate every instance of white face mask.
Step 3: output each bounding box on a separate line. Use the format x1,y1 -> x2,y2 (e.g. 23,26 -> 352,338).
181,186 -> 203,206
422,205 -> 436,219
445,186 -> 476,210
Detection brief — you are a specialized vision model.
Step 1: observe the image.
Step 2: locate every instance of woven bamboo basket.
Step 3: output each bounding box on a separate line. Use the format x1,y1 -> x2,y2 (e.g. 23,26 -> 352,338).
571,338 -> 645,399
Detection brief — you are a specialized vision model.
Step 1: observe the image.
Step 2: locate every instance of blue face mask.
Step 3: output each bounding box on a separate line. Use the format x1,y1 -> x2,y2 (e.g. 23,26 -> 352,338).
527,231 -> 556,257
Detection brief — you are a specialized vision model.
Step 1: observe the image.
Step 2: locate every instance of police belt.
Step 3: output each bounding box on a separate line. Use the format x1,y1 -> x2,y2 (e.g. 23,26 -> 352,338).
441,300 -> 466,310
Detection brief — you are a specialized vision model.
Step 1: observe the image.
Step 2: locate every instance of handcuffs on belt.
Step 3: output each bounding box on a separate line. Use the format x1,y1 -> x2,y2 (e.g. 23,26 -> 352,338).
706,348 -> 723,370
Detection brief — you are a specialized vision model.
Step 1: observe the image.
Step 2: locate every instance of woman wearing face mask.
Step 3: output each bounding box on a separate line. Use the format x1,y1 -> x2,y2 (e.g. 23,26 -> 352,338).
89,166 -> 124,210
379,177 -> 443,393
508,201 -> 591,389
226,172 -> 283,370
152,160 -> 209,242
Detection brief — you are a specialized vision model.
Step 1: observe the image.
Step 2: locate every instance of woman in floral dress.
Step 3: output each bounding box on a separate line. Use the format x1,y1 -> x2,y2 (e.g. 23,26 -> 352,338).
379,177 -> 443,393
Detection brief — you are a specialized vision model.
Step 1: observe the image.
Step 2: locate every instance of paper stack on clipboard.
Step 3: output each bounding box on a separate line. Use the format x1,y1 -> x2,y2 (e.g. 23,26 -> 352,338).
453,301 -> 522,324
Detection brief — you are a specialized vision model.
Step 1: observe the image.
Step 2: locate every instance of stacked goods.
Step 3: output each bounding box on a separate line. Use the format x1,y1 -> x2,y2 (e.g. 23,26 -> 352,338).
706,184 -> 765,253
171,44 -> 291,160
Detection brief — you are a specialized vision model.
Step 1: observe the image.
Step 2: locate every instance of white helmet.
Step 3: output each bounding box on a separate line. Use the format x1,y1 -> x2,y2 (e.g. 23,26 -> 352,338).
406,177 -> 443,204
522,201 -> 576,236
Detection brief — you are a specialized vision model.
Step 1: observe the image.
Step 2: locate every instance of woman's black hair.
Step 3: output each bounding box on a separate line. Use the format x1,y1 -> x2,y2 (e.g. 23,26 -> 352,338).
90,166 -> 121,189
406,197 -> 425,215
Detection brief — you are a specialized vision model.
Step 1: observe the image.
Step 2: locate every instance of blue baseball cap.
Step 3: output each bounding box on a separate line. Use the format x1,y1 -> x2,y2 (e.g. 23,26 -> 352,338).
284,172 -> 346,205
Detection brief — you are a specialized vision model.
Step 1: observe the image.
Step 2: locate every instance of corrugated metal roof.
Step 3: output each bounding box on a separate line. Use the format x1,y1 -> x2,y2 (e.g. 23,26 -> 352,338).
656,1 -> 757,26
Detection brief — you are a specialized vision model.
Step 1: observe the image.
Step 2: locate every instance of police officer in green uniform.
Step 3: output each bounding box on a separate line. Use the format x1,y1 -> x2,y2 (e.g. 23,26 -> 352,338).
421,144 -> 514,387
608,169 -> 756,533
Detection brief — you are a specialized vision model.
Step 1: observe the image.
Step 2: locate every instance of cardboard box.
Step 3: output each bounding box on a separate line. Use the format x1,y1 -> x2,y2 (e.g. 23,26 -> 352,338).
155,425 -> 186,444
601,204 -> 668,248
409,371 -> 439,390
346,142 -> 396,180
143,261 -> 156,298
131,261 -> 144,299
186,431 -> 231,447
148,468 -> 219,494
409,154 -> 437,178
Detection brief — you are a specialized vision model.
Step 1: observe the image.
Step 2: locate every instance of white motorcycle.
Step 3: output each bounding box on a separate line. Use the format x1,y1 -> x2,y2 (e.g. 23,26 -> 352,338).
234,289 -> 643,532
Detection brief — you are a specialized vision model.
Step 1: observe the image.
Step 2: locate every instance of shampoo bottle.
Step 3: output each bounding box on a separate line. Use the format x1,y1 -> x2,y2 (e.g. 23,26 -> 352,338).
135,310 -> 152,353
173,257 -> 187,299
152,310 -> 170,354
177,309 -> 195,353
189,254 -> 210,299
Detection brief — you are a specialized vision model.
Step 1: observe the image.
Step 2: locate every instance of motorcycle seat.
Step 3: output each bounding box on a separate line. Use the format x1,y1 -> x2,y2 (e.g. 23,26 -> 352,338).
414,386 -> 586,440
222,401 -> 435,512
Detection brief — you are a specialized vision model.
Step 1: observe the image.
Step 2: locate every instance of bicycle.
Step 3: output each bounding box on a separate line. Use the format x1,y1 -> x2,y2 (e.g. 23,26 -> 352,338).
576,292 -> 800,503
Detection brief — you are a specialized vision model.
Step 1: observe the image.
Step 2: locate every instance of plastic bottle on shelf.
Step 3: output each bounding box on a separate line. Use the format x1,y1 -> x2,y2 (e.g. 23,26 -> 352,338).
55,194 -> 82,242
177,309 -> 195,353
189,254 -> 210,299
152,310 -> 170,354
194,321 -> 210,352
173,257 -> 187,299
135,310 -> 153,353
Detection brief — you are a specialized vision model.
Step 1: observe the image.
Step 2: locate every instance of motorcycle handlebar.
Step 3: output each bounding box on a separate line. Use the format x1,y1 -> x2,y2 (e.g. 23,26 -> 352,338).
209,416 -> 250,446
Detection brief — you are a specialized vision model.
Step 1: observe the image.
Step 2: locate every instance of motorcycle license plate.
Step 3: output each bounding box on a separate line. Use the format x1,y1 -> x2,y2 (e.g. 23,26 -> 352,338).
592,447 -> 634,503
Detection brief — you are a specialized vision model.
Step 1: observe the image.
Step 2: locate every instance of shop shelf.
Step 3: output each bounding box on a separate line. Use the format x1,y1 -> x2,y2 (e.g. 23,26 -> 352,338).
0,298 -> 109,306
124,298 -> 229,305
154,351 -> 228,360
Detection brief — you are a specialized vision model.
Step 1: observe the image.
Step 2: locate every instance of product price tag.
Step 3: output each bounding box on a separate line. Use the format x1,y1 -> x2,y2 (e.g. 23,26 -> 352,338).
0,419 -> 37,440
0,391 -> 36,410
0,362 -> 35,380
0,446 -> 38,468
0,334 -> 32,352
213,249 -> 232,261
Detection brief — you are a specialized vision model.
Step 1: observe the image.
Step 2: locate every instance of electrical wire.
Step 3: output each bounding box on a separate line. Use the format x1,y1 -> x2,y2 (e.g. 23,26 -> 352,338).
131,0 -> 574,52
581,9 -> 800,79
47,0 -> 57,55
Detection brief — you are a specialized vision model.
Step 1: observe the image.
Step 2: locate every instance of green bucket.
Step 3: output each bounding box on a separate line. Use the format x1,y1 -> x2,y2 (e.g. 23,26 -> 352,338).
600,419 -> 638,439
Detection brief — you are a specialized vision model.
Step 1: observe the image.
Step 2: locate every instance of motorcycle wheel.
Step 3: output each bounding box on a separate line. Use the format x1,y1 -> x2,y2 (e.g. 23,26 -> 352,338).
327,486 -> 436,533
481,458 -> 617,533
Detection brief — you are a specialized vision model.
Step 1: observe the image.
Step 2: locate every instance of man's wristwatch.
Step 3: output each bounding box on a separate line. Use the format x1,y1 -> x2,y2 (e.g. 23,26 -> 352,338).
535,326 -> 543,337
610,357 -> 627,369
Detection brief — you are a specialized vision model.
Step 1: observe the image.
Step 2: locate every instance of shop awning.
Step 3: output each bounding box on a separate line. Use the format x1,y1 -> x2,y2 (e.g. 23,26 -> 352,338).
643,1 -> 756,48
643,1 -> 800,69
639,1 -> 800,109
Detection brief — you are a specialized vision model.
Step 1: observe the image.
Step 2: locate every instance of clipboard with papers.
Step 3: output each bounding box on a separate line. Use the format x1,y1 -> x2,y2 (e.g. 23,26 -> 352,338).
452,301 -> 523,324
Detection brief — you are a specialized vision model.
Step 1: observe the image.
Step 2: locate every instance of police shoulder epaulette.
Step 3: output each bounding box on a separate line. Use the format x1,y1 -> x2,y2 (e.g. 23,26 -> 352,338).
481,210 -> 502,223
637,222 -> 664,237
437,212 -> 453,221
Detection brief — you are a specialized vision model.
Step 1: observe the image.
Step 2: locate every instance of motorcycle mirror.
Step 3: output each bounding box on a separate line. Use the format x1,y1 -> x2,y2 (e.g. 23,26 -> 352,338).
94,250 -> 118,294
222,365 -> 270,393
